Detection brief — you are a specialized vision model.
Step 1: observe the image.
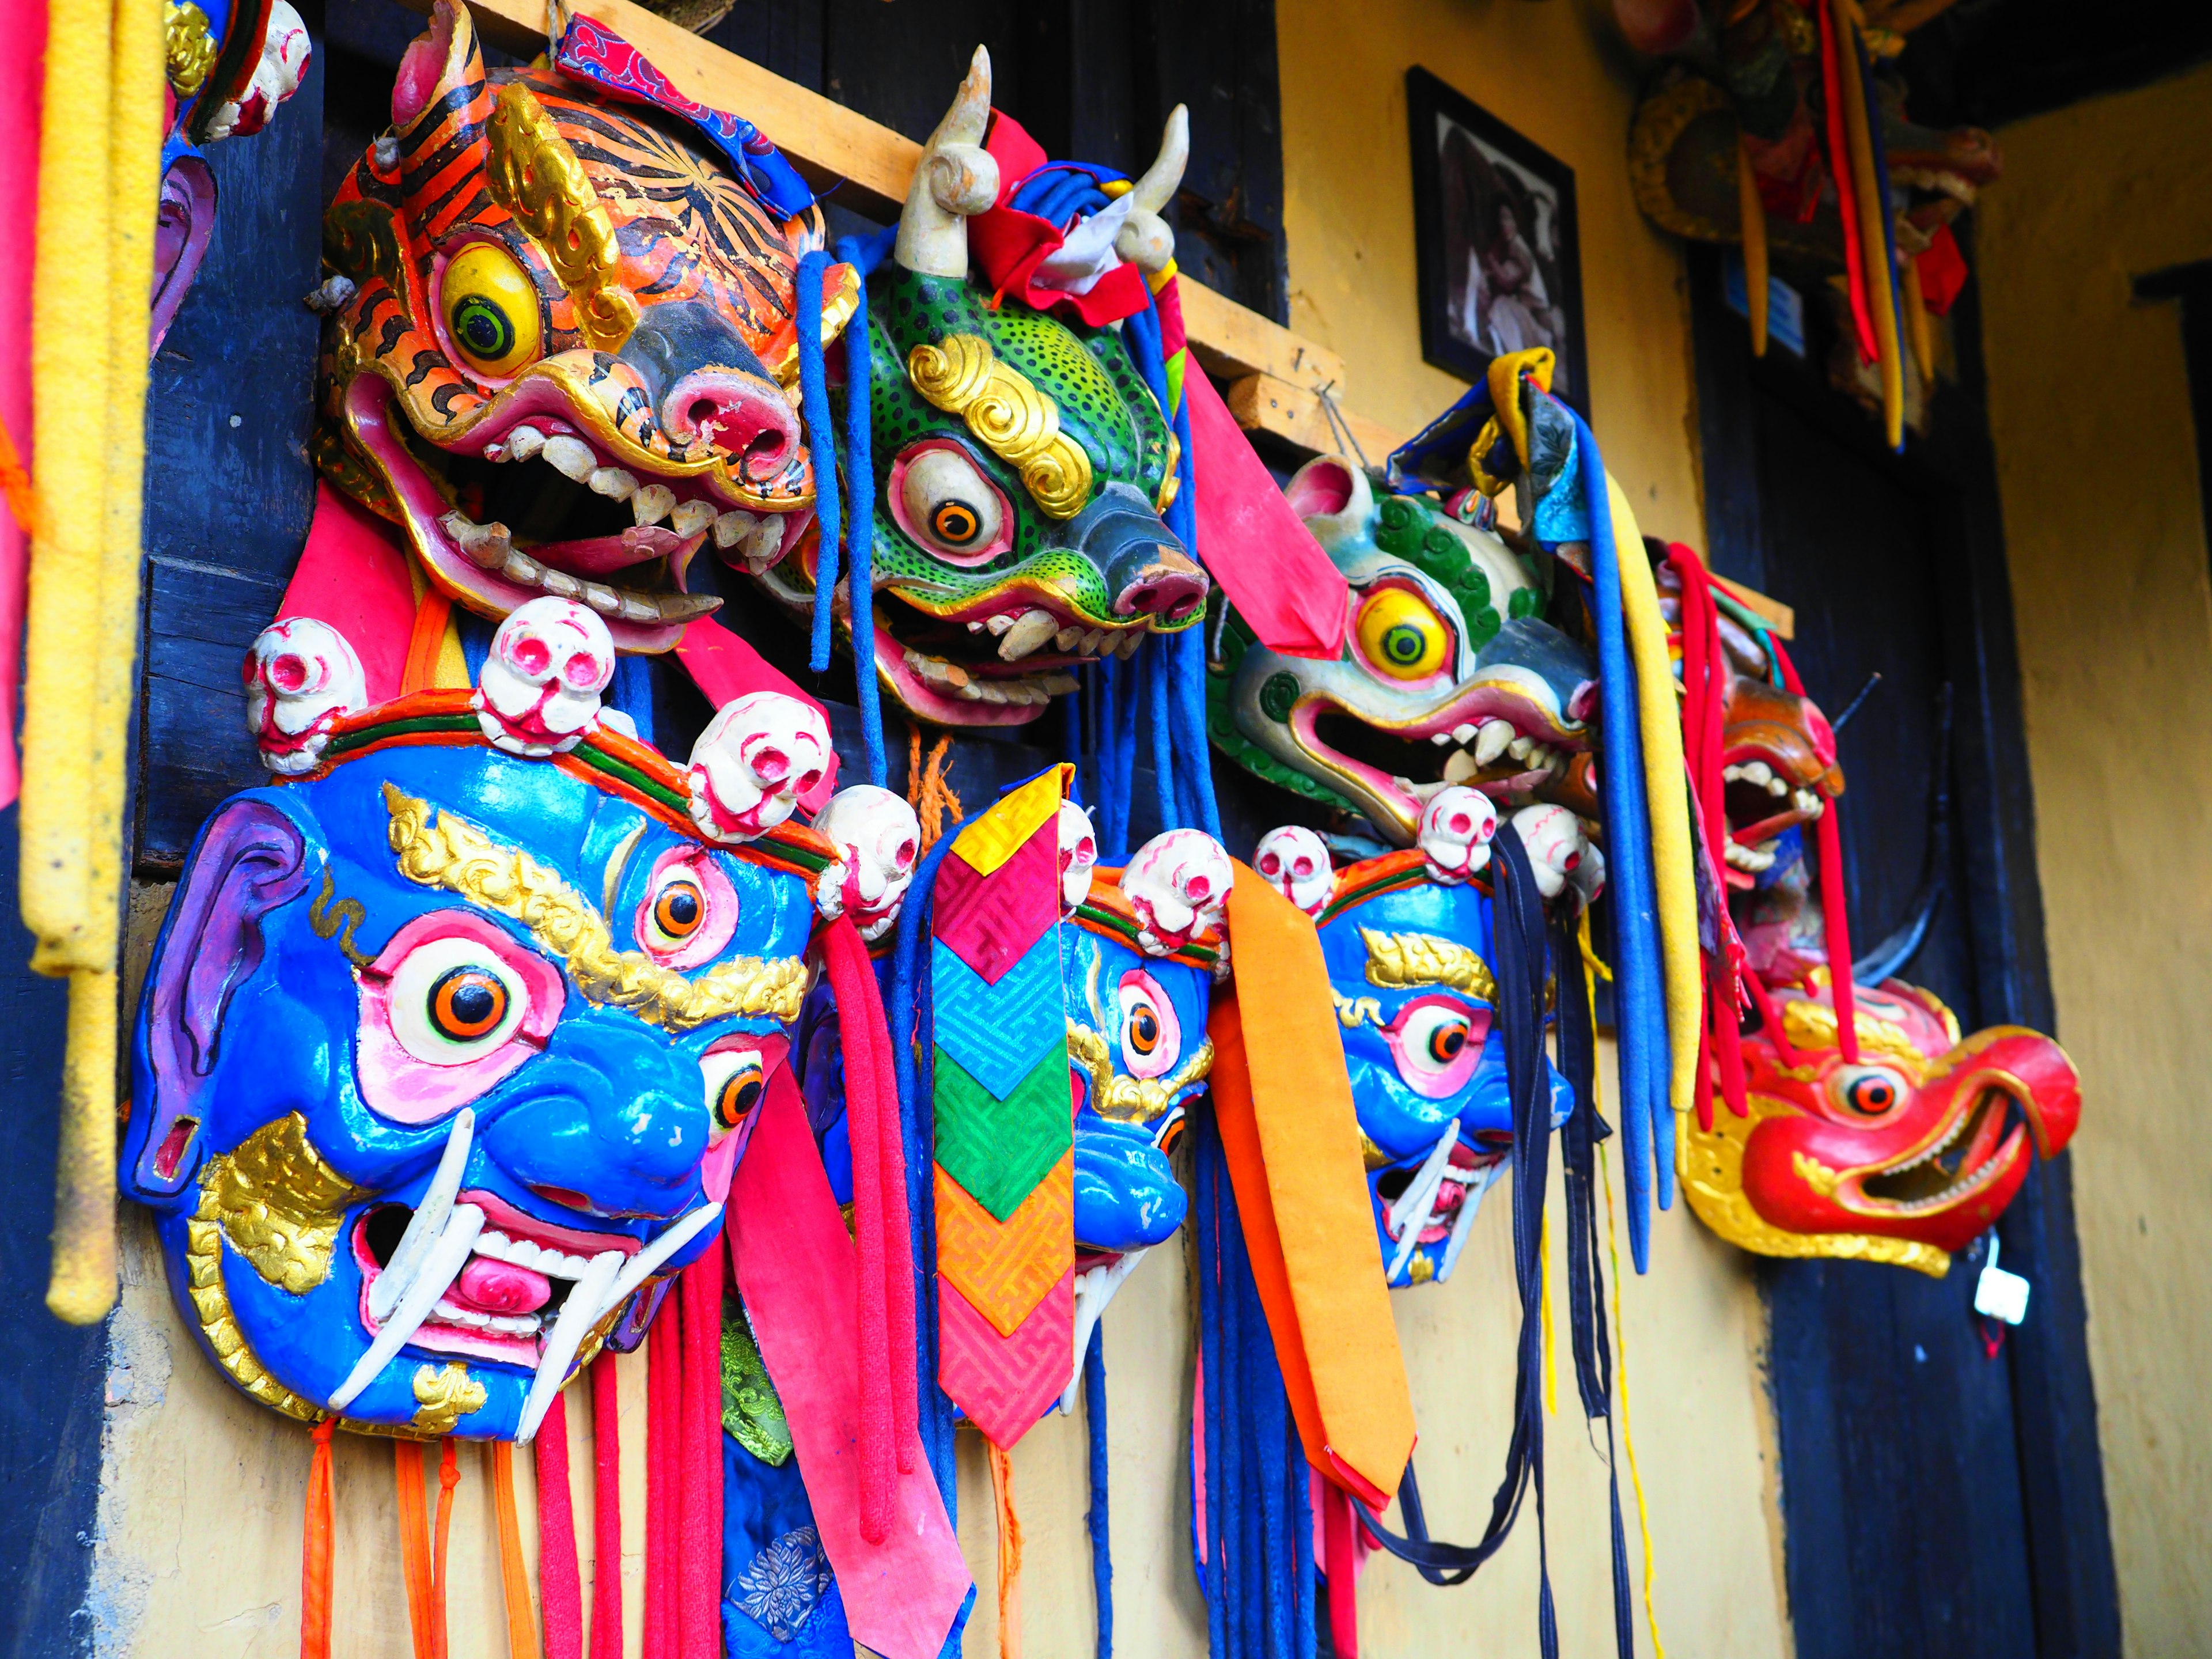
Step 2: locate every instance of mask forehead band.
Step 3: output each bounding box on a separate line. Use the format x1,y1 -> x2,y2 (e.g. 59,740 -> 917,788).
382,783 -> 805,1029
906,332 -> 1094,518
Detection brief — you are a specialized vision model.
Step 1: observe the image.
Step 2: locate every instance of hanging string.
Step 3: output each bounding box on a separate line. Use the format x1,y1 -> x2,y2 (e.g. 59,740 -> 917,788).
431,1440 -> 461,1659
680,1254 -> 728,1657
395,1442 -> 436,1659
1767,636 -> 1859,1060
906,729 -> 964,850
300,1421 -> 336,1659
834,232 -> 895,782
988,1442 -> 1025,1659
1600,1142 -> 1670,1659
645,1309 -> 680,1659
535,1392 -> 586,1659
794,251 -> 842,673
1084,1323 -> 1113,1659
488,1441 -> 539,1659
592,1358 -> 624,1659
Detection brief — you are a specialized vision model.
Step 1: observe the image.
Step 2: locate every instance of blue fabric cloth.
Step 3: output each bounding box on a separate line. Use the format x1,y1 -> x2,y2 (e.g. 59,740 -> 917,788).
833,233 -> 888,784
794,252 -> 840,674
1084,1320 -> 1113,1659
722,1434 -> 853,1658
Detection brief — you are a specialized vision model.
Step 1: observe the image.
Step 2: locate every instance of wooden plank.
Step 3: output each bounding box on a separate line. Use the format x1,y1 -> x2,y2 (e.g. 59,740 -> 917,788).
1223,372 -> 1403,467
1712,573 -> 1796,638
1182,283 -> 1342,388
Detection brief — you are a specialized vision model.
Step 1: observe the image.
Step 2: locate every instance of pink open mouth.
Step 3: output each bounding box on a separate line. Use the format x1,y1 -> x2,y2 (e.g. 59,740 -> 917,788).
353,1188 -> 641,1368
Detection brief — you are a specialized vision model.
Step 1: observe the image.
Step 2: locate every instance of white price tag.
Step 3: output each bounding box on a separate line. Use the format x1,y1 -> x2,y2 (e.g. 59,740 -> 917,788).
1974,1234 -> 2031,1327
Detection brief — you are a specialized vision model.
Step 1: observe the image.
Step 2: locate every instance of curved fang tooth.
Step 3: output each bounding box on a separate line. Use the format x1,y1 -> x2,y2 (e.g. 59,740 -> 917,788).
1507,734 -> 1535,761
590,1204 -> 726,1332
998,609 -> 1059,661
1442,748 -> 1480,785
543,436 -> 596,481
1475,719 -> 1514,764
505,425 -> 546,462
513,1249 -> 624,1445
368,1108 -> 475,1324
329,1203 -> 486,1411
669,499 -> 716,537
630,483 -> 676,525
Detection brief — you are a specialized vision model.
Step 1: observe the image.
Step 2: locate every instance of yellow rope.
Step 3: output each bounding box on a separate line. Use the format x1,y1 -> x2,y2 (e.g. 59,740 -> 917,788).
1579,911 -> 1666,1659
1736,142 -> 1769,357
1540,1210 -> 1556,1415
1836,0 -> 1904,447
21,0 -> 165,1324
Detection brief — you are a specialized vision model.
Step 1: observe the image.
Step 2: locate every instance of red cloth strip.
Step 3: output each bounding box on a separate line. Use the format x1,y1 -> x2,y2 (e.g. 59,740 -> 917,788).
679,1252 -> 725,1659
591,1360 -> 625,1659
1817,0 -> 1877,365
645,1308 -> 681,1659
535,1393 -> 586,1659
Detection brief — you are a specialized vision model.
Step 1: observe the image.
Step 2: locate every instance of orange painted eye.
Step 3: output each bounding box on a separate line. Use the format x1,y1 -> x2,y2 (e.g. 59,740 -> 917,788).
931,501 -> 980,545
429,967 -> 509,1041
1425,1020 -> 1469,1064
653,880 -> 704,941
1844,1074 -> 1898,1115
1128,1006 -> 1161,1056
702,1048 -> 767,1139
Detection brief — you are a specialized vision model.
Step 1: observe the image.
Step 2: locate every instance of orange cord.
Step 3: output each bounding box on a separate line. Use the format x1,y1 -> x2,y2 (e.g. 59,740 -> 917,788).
400,589 -> 454,694
431,1438 -> 461,1659
395,1442 -> 435,1659
987,1441 -> 1023,1659
906,729 -> 964,849
488,1441 -> 539,1659
0,410 -> 37,540
300,1422 -> 336,1659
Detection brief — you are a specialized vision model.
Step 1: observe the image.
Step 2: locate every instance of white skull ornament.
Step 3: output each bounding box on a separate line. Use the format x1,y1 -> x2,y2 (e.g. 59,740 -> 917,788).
814,786 -> 922,938
243,616 -> 367,776
1252,825 -> 1334,918
1418,786 -> 1499,884
1512,804 -> 1596,902
1057,802 -> 1099,916
1122,828 -> 1232,956
474,597 -> 616,757
687,691 -> 832,844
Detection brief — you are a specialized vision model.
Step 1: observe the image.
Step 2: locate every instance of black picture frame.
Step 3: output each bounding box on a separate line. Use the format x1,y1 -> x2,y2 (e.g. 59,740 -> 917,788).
1407,66 -> 1589,416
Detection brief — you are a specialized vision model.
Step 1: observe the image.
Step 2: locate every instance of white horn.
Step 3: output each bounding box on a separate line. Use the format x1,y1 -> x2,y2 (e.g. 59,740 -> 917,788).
1115,106 -> 1188,276
892,46 -> 1000,280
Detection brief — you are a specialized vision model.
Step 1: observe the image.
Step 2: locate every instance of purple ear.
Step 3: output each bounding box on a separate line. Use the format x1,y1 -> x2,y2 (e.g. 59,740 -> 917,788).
130,799 -> 309,1199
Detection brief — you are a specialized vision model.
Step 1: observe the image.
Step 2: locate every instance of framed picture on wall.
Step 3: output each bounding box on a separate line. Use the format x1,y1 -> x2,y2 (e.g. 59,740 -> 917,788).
1407,67 -> 1589,415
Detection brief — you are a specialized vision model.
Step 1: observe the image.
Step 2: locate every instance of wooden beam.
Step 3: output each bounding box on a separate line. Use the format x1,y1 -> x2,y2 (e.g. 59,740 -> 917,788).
1181,286 -> 1343,388
1223,372 -> 1403,467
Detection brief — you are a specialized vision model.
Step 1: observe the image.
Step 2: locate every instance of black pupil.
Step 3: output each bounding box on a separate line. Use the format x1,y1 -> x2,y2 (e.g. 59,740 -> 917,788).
440,973 -> 498,1030
937,502 -> 975,541
454,297 -> 513,359
1135,1011 -> 1157,1043
665,889 -> 699,926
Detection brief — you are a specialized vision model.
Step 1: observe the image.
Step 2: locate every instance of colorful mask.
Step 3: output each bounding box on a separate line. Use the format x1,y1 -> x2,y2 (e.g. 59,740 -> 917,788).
157,0 -> 312,347
314,1 -> 854,652
745,55 -> 1206,726
1210,456 -> 1598,846
1680,968 -> 2080,1273
123,665 -> 835,1440
1309,848 -> 1570,1287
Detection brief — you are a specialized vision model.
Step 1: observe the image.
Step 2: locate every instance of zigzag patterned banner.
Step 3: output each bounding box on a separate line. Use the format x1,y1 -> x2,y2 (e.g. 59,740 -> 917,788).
932,767 -> 1074,1449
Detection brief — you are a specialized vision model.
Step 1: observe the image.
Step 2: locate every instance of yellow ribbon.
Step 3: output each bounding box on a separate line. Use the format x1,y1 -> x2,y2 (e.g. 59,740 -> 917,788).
1836,0 -> 1904,446
18,0 -> 165,1324
1467,347 -> 1556,497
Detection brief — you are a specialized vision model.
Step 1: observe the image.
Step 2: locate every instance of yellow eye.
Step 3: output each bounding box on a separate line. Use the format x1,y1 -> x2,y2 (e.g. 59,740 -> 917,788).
1355,586 -> 1449,680
443,242 -> 541,378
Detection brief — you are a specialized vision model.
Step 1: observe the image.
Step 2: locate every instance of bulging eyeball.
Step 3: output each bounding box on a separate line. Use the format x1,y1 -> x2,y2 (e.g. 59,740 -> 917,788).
1418,786 -> 1499,884
1057,802 -> 1099,916
474,597 -> 616,757
1510,803 -> 1592,900
1252,825 -> 1333,918
1122,828 -> 1232,956
814,785 -> 922,937
688,691 -> 832,844
243,616 -> 367,775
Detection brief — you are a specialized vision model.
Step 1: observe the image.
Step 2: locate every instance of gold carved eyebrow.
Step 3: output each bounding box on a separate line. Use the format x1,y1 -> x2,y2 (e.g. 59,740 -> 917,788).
382,783 -> 804,1030
1359,928 -> 1498,1002
486,82 -> 641,352
906,333 -> 1095,520
1065,1021 -> 1215,1126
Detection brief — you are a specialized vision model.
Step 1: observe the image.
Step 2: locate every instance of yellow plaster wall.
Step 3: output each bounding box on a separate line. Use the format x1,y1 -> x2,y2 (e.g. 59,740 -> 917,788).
88,4 -> 1797,1655
1975,60 -> 2212,1655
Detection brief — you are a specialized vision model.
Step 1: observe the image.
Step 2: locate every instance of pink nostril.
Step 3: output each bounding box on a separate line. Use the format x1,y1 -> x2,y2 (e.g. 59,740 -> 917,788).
666,370 -> 800,472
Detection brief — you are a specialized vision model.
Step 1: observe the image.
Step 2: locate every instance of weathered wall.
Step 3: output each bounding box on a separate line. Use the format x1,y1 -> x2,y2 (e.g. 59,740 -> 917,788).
86,2 -> 1797,1656
1975,59 -> 2212,1657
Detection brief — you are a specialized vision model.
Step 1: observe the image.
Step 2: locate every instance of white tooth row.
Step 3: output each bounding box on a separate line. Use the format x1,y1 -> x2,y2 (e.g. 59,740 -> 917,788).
1881,1151 -> 2003,1213
1430,718 -> 1567,784
709,507 -> 783,571
1724,759 -> 1791,798
1722,838 -> 1778,872
484,423 -> 767,547
968,611 -> 1141,661
438,512 -> 716,626
1885,1097 -> 1984,1176
474,1227 -> 600,1281
902,646 -> 1074,704
431,1299 -> 543,1336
